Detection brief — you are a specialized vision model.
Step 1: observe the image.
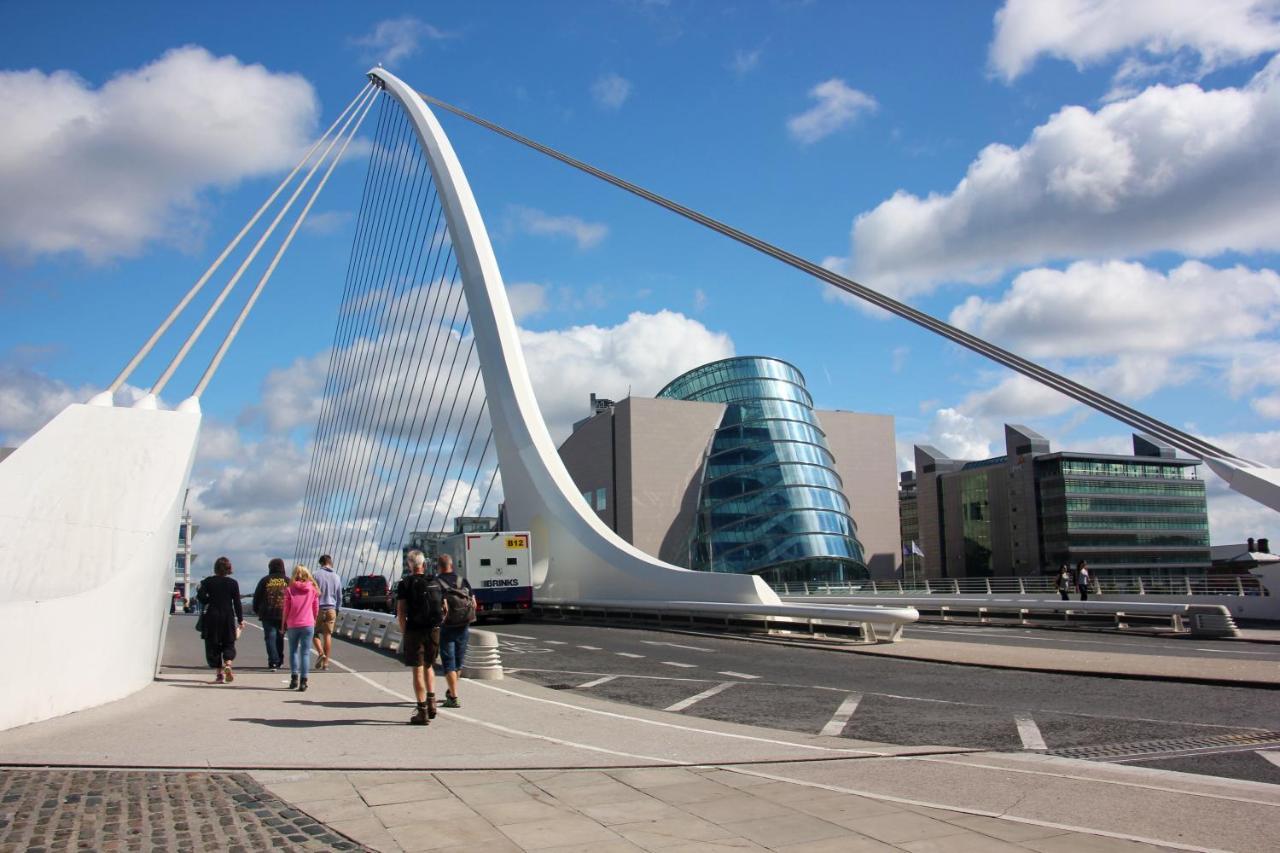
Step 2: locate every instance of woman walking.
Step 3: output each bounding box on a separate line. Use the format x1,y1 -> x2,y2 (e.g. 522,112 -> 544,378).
197,556 -> 243,684
283,565 -> 320,691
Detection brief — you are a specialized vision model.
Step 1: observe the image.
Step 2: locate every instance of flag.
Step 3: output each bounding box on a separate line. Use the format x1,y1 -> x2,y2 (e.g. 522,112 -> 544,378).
909,541 -> 924,557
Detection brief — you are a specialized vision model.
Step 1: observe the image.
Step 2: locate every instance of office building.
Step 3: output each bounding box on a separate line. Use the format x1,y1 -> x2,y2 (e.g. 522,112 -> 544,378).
912,425 -> 1210,578
175,509 -> 197,601
558,356 -> 901,583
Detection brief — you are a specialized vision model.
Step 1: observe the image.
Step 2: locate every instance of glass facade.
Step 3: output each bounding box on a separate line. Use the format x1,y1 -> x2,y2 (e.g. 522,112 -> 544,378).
959,471 -> 993,577
658,357 -> 868,584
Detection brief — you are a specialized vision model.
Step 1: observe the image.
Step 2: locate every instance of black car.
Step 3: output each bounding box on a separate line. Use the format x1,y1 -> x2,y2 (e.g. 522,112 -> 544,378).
343,575 -> 392,612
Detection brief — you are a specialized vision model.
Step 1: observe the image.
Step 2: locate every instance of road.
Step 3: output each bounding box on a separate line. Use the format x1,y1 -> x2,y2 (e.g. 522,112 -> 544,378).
903,622 -> 1280,660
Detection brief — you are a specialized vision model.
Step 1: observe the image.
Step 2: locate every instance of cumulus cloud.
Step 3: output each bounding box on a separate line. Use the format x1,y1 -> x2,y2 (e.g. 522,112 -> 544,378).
786,79 -> 878,144
505,282 -> 549,321
950,260 -> 1280,358
846,58 -> 1280,297
591,73 -> 633,110
509,205 -> 608,250
350,17 -> 453,66
990,0 -> 1280,83
0,46 -> 317,263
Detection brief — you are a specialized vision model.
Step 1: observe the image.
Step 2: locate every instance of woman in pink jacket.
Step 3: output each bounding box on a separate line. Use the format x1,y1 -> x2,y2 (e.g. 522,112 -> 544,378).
283,565 -> 320,691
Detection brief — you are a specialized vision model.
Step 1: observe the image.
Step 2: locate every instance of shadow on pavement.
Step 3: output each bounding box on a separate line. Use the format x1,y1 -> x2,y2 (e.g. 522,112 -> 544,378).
284,700 -> 405,709
230,717 -> 403,728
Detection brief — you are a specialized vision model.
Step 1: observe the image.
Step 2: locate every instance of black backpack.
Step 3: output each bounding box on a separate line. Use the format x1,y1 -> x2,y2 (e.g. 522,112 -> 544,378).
404,573 -> 444,629
438,577 -> 475,628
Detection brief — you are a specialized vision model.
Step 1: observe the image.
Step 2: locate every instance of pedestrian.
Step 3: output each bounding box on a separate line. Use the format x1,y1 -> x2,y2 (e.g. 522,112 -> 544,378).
1076,560 -> 1091,602
283,565 -> 320,691
434,554 -> 476,709
1056,564 -> 1073,601
196,556 -> 243,684
252,558 -> 289,671
396,550 -> 444,725
311,554 -> 342,671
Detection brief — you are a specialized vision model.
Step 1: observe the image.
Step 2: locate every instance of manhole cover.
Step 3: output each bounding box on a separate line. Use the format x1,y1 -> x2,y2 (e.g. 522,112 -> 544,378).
1051,731 -> 1280,761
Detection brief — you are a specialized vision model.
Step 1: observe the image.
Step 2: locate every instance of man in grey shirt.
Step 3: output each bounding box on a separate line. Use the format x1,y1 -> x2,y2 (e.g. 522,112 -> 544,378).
312,554 -> 343,670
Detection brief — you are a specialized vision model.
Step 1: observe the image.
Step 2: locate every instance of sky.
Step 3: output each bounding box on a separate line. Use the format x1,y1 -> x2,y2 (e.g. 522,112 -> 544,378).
2,0 -> 1279,589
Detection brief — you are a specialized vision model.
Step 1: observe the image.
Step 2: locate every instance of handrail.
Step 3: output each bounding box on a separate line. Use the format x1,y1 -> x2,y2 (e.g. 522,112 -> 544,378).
772,573 -> 1268,598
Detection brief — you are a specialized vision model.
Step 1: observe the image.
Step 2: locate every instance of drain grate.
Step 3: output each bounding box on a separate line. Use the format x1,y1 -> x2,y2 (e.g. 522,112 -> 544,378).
544,683 -> 575,691
1050,731 -> 1280,761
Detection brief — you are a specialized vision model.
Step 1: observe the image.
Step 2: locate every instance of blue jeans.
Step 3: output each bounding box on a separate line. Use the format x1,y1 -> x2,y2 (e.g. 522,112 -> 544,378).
287,626 -> 315,678
262,619 -> 284,668
439,625 -> 469,673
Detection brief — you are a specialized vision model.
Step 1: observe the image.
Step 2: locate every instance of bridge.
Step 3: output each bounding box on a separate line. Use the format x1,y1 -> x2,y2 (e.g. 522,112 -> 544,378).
1,68 -> 1279,852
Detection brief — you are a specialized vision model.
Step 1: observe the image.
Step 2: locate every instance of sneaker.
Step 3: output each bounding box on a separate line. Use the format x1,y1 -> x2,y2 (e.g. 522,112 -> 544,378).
288,674 -> 298,690
223,665 -> 234,683
442,695 -> 460,709
408,706 -> 429,726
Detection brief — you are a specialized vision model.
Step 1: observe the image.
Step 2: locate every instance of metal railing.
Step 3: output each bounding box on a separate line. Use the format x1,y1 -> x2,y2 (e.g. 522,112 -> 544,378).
772,574 -> 1268,598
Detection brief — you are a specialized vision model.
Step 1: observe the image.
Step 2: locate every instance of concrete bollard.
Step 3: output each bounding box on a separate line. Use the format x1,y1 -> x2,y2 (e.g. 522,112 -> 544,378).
462,629 -> 503,680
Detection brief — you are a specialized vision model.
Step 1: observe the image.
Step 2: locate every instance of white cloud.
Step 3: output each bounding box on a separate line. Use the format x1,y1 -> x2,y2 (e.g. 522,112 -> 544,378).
787,79 -> 878,144
847,58 -> 1280,298
300,210 -> 353,235
990,0 -> 1280,83
505,282 -> 550,320
509,205 -> 608,250
729,48 -> 762,76
1253,395 -> 1280,419
950,260 -> 1280,358
926,408 -> 994,460
0,46 -> 318,263
350,17 -> 453,66
591,73 -> 633,110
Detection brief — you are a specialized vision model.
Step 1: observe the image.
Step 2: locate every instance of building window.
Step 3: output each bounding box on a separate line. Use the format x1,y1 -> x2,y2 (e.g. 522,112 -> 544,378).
595,487 -> 607,512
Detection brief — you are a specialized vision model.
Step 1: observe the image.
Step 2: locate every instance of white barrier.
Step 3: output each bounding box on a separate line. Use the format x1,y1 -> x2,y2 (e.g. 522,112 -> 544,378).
336,610 -> 494,673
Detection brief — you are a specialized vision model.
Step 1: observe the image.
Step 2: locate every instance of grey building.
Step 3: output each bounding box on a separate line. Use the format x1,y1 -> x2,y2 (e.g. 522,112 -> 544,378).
912,425 -> 1210,578
558,357 -> 901,582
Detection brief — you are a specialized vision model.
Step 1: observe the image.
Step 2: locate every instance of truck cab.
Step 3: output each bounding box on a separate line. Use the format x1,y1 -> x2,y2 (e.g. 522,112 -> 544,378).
442,531 -> 533,621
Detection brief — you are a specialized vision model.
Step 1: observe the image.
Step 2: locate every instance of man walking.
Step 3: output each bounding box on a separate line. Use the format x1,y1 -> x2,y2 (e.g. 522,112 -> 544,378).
312,554 -> 342,670
252,558 -> 289,670
396,550 -> 444,725
434,554 -> 476,708
1076,560 -> 1091,602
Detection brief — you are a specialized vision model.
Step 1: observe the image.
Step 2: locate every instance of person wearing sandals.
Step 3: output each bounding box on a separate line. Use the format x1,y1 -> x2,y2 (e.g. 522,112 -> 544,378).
283,565 -> 320,691
311,554 -> 342,671
197,556 -> 243,684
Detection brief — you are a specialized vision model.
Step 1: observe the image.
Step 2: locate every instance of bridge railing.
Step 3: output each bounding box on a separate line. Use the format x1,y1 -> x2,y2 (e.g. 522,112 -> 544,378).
772,574 -> 1268,598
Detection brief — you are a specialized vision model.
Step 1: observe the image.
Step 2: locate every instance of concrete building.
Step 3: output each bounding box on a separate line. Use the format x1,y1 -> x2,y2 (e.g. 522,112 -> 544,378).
175,507 -> 197,601
558,357 -> 901,582
898,471 -> 922,581
912,425 -> 1210,578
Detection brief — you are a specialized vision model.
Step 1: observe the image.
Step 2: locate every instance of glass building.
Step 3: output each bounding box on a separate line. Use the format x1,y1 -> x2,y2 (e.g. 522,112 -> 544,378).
657,357 -> 869,584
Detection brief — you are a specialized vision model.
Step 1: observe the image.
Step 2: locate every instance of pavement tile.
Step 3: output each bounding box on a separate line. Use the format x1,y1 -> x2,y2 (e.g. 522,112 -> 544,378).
678,793 -> 800,824
732,781 -> 834,806
550,781 -> 656,807
1021,834 -> 1170,852
771,836 -> 898,853
609,768 -> 707,789
838,811 -> 961,844
327,815 -> 403,852
268,776 -> 359,804
293,795 -> 377,824
655,841 -> 768,852
472,798 -> 576,826
691,770 -> 775,789
539,840 -> 647,853
613,815 -> 738,849
787,793 -> 902,822
901,831 -> 1031,852
371,797 -> 478,829
576,797 -> 688,826
942,814 -> 1071,843
448,780 -> 539,806
645,779 -> 743,805
435,841 -> 523,853
357,779 -> 453,807
718,812 -> 849,848
498,814 -> 626,850
526,770 -> 619,792
389,818 -> 513,852
436,770 -> 527,788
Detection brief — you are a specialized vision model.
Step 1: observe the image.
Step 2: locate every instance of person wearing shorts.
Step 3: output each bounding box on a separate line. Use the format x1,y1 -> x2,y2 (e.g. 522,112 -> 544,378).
434,554 -> 475,709
396,550 -> 443,726
311,554 -> 342,670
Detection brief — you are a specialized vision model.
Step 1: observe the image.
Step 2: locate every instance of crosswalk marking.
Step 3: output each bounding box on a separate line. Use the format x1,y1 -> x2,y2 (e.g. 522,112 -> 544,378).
576,675 -> 617,689
1015,714 -> 1048,750
661,661 -> 697,668
1258,750 -> 1280,769
820,693 -> 862,737
665,681 -> 735,712
616,652 -> 644,658
577,645 -> 602,651
718,671 -> 759,679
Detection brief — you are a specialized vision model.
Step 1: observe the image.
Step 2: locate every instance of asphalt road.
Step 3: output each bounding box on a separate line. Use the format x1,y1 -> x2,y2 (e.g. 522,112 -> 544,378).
901,622 -> 1280,661
165,614 -> 1280,785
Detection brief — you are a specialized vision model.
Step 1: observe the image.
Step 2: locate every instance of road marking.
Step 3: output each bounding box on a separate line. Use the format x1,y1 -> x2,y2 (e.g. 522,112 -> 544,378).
1259,750 -> 1280,769
1192,648 -> 1270,655
546,640 -> 567,645
820,693 -> 862,737
493,632 -> 538,640
661,661 -> 698,668
642,640 -> 715,652
577,645 -> 602,651
665,681 -> 735,712
577,675 -> 617,689
616,652 -> 645,658
718,671 -> 759,679
1015,714 -> 1047,750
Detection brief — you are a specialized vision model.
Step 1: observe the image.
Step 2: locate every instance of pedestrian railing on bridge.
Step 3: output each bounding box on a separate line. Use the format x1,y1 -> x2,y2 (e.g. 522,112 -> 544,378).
772,574 -> 1268,598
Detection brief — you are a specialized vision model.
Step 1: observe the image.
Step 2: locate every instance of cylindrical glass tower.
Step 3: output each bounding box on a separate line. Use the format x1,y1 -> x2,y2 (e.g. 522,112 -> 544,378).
657,356 -> 868,584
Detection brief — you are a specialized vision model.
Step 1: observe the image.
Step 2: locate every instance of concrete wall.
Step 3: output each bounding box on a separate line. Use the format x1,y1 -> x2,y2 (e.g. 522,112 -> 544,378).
816,410 -> 901,579
0,404 -> 200,731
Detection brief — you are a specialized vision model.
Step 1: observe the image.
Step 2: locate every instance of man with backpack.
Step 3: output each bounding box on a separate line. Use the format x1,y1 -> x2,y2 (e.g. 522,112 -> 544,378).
251,558 -> 289,671
434,554 -> 476,709
396,550 -> 444,726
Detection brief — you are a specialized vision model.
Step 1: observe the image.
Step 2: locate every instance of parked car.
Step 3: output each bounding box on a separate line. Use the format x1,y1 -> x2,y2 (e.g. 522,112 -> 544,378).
343,575 -> 392,612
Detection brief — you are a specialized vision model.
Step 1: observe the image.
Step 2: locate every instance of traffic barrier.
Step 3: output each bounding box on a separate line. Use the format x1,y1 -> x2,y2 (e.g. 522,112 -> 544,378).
462,629 -> 503,680
334,610 -> 498,675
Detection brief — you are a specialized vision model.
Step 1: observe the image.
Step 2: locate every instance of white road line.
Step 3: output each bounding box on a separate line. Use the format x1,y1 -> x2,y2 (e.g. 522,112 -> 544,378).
661,661 -> 698,668
577,675 -> 618,689
493,632 -> 538,640
1015,714 -> 1048,751
641,640 -> 715,652
545,640 -> 567,645
718,671 -> 760,679
820,693 -> 862,737
665,681 -> 735,712
1258,750 -> 1280,769
616,652 -> 644,658
1193,648 -> 1270,655
577,645 -> 602,651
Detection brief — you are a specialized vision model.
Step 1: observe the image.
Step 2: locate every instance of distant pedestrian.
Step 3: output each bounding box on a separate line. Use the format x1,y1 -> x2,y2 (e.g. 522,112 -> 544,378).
311,554 -> 342,671
252,558 -> 289,671
283,565 -> 320,691
434,554 -> 477,709
197,556 -> 243,684
1056,564 -> 1073,601
397,550 -> 444,725
1076,560 -> 1091,601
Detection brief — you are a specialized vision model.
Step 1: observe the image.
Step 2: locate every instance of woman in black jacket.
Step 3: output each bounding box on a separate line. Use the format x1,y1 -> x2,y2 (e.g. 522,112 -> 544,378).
197,556 -> 244,683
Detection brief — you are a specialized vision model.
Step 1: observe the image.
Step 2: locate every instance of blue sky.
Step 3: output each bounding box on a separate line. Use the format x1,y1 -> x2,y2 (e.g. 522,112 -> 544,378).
3,1 -> 1279,585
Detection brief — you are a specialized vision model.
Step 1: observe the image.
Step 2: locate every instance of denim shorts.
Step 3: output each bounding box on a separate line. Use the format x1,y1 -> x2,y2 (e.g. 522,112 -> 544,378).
439,625 -> 469,673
